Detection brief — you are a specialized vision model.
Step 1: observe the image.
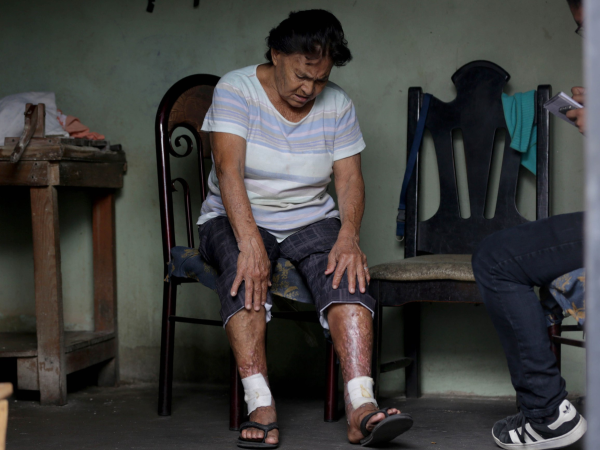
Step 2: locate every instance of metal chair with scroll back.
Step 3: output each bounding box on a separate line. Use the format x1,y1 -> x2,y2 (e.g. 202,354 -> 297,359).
369,61 -> 552,398
155,74 -> 341,430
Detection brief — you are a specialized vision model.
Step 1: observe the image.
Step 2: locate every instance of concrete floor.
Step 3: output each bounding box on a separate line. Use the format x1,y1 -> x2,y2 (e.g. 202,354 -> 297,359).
6,384 -> 585,450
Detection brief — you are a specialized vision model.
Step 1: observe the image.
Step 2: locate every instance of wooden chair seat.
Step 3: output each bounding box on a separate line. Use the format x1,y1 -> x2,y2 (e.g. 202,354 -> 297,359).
370,254 -> 474,282
167,246 -> 314,303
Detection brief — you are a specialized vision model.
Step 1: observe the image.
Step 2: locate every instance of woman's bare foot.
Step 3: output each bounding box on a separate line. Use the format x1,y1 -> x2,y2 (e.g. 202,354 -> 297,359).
240,401 -> 279,445
347,403 -> 401,444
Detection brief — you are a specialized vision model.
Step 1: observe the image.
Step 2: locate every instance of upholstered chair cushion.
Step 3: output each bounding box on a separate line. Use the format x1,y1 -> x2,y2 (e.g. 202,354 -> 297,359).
369,254 -> 475,282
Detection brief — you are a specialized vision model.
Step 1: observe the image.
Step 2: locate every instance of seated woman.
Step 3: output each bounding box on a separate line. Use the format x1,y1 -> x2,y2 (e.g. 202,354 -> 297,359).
197,9 -> 412,449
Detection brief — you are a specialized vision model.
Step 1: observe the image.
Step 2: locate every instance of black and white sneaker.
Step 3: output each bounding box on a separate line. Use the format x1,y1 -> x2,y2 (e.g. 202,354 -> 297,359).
492,399 -> 587,449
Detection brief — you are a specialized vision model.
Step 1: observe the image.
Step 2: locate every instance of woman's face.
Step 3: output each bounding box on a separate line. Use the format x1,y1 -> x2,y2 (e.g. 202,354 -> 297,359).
271,49 -> 334,108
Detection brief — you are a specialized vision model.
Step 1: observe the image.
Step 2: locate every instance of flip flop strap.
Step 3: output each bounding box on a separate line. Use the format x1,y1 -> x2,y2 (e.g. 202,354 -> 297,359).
360,409 -> 389,438
239,421 -> 279,444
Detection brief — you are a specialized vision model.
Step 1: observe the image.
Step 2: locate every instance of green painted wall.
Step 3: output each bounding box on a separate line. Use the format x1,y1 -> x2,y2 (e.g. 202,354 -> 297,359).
0,0 -> 586,398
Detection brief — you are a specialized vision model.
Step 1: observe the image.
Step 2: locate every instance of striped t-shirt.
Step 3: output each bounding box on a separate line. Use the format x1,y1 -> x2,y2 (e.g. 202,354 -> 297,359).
198,64 -> 366,241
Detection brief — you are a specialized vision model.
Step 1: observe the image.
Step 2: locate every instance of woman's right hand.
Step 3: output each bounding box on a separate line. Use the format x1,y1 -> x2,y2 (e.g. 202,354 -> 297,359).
231,235 -> 272,311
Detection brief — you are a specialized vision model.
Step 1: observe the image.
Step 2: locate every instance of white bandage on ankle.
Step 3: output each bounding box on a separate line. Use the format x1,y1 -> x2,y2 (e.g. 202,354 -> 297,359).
347,376 -> 378,410
241,373 -> 272,415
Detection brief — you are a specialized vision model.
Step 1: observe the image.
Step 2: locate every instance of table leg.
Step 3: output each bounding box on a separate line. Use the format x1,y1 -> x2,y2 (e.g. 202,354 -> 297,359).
93,191 -> 119,386
30,186 -> 66,405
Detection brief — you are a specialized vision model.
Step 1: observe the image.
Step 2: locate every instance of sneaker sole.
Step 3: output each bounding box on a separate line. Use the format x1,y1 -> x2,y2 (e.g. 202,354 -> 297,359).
492,415 -> 587,450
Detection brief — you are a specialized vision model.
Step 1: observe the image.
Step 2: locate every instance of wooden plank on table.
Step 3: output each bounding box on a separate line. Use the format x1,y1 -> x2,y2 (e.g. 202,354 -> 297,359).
0,143 -> 62,160
61,145 -> 125,162
0,333 -> 37,357
17,358 -> 39,390
15,335 -> 117,390
65,338 -> 116,375
0,331 -> 115,358
0,143 -> 125,163
56,162 -> 125,188
0,161 -> 49,186
65,331 -> 115,353
30,185 -> 66,406
2,137 -> 61,148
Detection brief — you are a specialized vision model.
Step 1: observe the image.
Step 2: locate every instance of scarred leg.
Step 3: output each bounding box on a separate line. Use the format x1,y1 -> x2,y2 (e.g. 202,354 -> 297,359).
226,307 -> 278,446
327,304 -> 400,444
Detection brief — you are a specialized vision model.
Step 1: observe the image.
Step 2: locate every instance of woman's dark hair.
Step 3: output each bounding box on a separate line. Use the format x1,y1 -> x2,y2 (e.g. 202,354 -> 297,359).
567,0 -> 581,7
265,10 -> 352,67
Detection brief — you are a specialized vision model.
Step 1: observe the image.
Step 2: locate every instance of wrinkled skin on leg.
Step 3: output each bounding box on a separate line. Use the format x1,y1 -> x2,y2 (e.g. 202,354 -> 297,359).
226,307 -> 279,445
328,304 -> 400,444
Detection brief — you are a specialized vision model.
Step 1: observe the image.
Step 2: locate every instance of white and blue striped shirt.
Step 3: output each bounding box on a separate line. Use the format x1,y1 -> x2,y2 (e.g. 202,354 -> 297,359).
199,64 -> 366,241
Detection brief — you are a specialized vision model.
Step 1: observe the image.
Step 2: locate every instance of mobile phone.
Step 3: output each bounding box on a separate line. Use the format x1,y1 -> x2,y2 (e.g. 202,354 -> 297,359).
559,105 -> 577,114
544,92 -> 583,126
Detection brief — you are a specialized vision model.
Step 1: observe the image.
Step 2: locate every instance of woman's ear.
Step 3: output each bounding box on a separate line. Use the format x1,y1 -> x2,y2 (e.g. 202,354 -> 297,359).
271,49 -> 279,66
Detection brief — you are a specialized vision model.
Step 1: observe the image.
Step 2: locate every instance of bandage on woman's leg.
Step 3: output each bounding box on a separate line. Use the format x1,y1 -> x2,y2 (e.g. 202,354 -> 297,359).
226,308 -> 278,445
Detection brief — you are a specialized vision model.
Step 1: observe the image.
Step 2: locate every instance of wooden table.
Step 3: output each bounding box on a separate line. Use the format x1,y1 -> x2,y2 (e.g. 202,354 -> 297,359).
0,142 -> 126,405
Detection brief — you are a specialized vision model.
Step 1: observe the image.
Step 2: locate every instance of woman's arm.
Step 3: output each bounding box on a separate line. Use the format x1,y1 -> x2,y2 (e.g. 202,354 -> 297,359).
325,153 -> 370,294
211,131 -> 271,310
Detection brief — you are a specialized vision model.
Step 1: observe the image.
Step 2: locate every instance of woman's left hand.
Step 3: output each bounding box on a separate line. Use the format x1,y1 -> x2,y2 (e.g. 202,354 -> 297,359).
325,232 -> 370,294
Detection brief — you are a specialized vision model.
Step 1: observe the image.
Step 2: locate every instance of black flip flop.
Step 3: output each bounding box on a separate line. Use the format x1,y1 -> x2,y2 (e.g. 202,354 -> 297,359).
237,421 -> 279,449
359,410 -> 413,447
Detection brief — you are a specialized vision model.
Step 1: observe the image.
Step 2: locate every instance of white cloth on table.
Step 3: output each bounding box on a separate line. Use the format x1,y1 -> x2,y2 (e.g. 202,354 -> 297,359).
0,92 -> 69,144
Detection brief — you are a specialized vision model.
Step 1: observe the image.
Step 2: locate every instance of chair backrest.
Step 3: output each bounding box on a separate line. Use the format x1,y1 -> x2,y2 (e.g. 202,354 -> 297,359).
155,74 -> 220,268
404,61 -> 550,257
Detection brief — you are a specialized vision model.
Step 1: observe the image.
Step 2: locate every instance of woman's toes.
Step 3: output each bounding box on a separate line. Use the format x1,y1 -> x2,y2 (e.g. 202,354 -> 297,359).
366,412 -> 385,431
241,428 -> 265,442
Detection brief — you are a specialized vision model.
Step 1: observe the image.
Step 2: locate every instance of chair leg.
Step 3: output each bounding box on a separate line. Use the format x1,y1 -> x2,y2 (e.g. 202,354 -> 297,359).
404,302 -> 421,398
229,350 -> 244,431
548,323 -> 562,372
371,282 -> 383,400
324,338 -> 339,422
158,281 -> 177,416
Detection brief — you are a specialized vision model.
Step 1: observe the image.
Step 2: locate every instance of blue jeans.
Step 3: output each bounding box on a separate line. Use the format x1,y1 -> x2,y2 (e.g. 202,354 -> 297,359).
472,212 -> 584,419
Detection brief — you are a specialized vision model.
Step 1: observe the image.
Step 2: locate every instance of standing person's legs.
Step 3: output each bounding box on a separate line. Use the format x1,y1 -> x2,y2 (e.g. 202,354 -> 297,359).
280,219 -> 409,444
199,216 -> 281,445
472,212 -> 584,419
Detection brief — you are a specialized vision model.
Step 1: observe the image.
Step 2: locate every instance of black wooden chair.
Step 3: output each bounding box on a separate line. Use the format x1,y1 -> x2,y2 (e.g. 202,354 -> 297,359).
369,61 -> 551,398
549,322 -> 585,373
544,283 -> 586,371
155,74 -> 340,430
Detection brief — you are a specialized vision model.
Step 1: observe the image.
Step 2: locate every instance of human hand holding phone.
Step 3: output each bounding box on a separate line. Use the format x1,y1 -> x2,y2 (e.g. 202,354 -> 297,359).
566,86 -> 586,134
